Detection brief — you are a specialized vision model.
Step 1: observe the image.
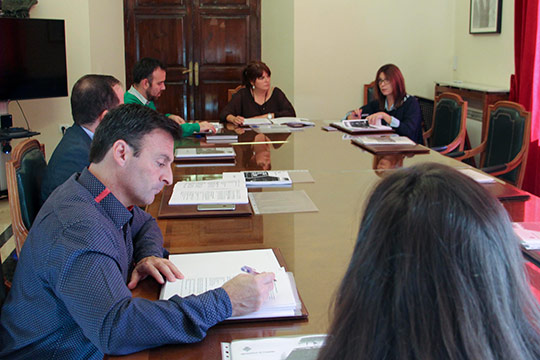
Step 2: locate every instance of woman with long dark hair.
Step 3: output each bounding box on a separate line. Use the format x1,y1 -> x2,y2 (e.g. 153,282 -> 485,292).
345,64 -> 423,143
318,163 -> 540,360
220,61 -> 296,125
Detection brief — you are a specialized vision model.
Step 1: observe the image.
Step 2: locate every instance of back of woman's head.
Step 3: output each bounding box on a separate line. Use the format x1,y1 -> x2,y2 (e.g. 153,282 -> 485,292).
318,162 -> 540,360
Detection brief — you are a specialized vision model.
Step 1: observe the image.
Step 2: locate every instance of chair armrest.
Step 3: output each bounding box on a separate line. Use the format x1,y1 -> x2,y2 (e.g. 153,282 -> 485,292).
447,151 -> 465,158
481,164 -> 507,174
430,145 -> 447,153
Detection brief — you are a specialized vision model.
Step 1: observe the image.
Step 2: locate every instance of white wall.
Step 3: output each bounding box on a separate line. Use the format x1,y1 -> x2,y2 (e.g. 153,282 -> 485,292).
292,0 -> 456,120
8,0 -> 125,159
262,0 -> 294,102
453,0 -> 514,87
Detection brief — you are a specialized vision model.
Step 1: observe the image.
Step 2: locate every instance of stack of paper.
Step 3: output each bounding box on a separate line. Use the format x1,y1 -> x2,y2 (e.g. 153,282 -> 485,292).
159,249 -> 303,321
513,222 -> 540,250
459,168 -> 496,183
223,171 -> 292,188
206,134 -> 239,143
330,121 -> 392,133
271,117 -> 315,127
243,118 -> 273,126
168,178 -> 248,205
251,124 -> 291,134
354,135 -> 415,145
175,147 -> 236,160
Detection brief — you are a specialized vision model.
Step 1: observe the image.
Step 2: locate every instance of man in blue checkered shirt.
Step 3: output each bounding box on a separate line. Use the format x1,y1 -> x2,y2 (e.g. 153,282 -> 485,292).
0,104 -> 275,359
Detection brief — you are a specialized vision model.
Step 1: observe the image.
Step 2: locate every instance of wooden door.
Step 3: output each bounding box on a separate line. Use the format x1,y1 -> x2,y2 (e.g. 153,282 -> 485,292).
124,0 -> 260,120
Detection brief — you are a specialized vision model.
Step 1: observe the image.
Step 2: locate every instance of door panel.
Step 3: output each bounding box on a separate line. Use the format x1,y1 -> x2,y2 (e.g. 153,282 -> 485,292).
124,0 -> 260,121
200,17 -> 248,65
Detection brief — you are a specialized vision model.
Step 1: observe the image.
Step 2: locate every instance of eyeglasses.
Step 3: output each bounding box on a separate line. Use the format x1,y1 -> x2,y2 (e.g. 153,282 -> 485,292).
378,78 -> 390,85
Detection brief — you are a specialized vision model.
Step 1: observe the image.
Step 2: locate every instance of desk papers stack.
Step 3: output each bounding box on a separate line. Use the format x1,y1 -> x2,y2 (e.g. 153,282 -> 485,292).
221,334 -> 326,360
175,147 -> 236,160
223,171 -> 292,188
168,178 -> 248,205
459,168 -> 497,183
513,222 -> 540,250
353,135 -> 415,145
160,249 -> 304,321
330,121 -> 392,134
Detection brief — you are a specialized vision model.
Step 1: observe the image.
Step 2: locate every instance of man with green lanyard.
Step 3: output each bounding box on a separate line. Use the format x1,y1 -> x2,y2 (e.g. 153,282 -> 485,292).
125,57 -> 215,136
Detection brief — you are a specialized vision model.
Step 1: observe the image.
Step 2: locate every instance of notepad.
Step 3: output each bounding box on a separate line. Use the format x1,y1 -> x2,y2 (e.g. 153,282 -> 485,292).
160,249 -> 304,321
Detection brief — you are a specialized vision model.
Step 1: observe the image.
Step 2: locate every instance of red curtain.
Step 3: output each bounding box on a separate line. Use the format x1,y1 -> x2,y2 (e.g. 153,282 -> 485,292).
510,0 -> 540,195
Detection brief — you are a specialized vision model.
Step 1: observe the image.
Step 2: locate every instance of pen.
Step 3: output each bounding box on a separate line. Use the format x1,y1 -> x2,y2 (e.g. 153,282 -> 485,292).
241,265 -> 277,281
241,265 -> 259,275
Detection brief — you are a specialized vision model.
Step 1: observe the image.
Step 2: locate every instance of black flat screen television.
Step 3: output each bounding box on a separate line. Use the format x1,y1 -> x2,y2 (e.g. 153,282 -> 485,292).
0,18 -> 68,101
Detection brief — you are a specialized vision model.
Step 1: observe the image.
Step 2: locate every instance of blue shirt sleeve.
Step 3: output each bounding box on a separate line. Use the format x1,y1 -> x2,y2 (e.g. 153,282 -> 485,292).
55,221 -> 232,356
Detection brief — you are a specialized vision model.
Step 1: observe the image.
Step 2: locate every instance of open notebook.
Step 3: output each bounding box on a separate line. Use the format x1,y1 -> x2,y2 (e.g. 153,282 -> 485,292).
159,249 -> 307,321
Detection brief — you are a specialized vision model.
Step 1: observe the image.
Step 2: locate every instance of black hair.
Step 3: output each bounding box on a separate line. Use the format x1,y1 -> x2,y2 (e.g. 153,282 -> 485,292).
71,74 -> 121,126
132,57 -> 166,84
89,104 -> 182,163
241,61 -> 271,88
318,162 -> 540,360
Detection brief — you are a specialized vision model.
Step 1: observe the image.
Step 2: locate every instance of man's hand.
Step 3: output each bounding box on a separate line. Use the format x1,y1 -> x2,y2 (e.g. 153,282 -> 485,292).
222,273 -> 275,316
199,121 -> 216,133
168,114 -> 186,124
127,256 -> 184,290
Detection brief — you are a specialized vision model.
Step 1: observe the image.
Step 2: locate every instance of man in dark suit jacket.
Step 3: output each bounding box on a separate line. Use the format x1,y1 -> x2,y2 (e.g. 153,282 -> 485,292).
41,74 -> 124,202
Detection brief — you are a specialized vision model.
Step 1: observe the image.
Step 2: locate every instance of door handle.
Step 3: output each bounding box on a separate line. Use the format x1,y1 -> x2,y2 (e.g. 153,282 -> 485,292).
194,62 -> 199,87
185,61 -> 193,86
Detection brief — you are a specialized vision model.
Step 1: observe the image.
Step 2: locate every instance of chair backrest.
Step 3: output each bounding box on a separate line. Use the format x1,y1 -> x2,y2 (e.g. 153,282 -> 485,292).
228,85 -> 244,102
482,101 -> 531,187
416,95 -> 435,132
6,139 -> 47,255
363,80 -> 376,105
430,92 -> 468,152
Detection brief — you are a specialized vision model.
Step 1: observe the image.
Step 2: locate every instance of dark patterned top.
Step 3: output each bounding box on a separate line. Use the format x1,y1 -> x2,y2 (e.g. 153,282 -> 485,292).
0,168 -> 232,359
219,87 -> 296,122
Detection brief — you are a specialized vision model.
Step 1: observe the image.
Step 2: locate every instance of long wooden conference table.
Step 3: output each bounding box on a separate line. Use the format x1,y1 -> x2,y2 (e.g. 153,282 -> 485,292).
108,122 -> 540,359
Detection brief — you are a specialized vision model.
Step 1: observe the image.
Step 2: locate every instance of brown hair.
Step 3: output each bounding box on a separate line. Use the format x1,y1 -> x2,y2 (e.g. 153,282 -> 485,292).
317,163 -> 540,360
374,64 -> 407,109
242,61 -> 271,88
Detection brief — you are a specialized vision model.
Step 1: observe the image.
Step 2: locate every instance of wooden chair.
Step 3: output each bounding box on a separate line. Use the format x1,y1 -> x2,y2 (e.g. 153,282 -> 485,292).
363,80 -> 376,105
423,92 -> 468,155
6,139 -> 47,255
450,101 -> 531,188
227,85 -> 244,102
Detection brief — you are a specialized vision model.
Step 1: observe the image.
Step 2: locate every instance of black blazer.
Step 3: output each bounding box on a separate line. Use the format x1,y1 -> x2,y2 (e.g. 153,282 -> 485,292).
41,124 -> 92,203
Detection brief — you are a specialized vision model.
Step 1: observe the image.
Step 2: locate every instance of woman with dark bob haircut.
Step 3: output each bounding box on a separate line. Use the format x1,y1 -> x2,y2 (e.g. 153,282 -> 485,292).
219,61 -> 296,125
318,162 -> 540,360
345,64 -> 423,143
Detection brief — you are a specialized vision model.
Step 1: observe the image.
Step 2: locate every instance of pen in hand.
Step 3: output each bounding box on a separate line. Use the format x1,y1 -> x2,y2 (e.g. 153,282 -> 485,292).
241,265 -> 277,281
241,265 -> 259,275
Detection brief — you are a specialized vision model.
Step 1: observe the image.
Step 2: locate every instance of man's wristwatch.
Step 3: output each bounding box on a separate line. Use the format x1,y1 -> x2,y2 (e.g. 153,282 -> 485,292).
267,113 -> 273,120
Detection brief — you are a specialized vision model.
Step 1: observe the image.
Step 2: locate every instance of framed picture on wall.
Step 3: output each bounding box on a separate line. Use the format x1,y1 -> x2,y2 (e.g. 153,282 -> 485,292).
470,0 -> 502,34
